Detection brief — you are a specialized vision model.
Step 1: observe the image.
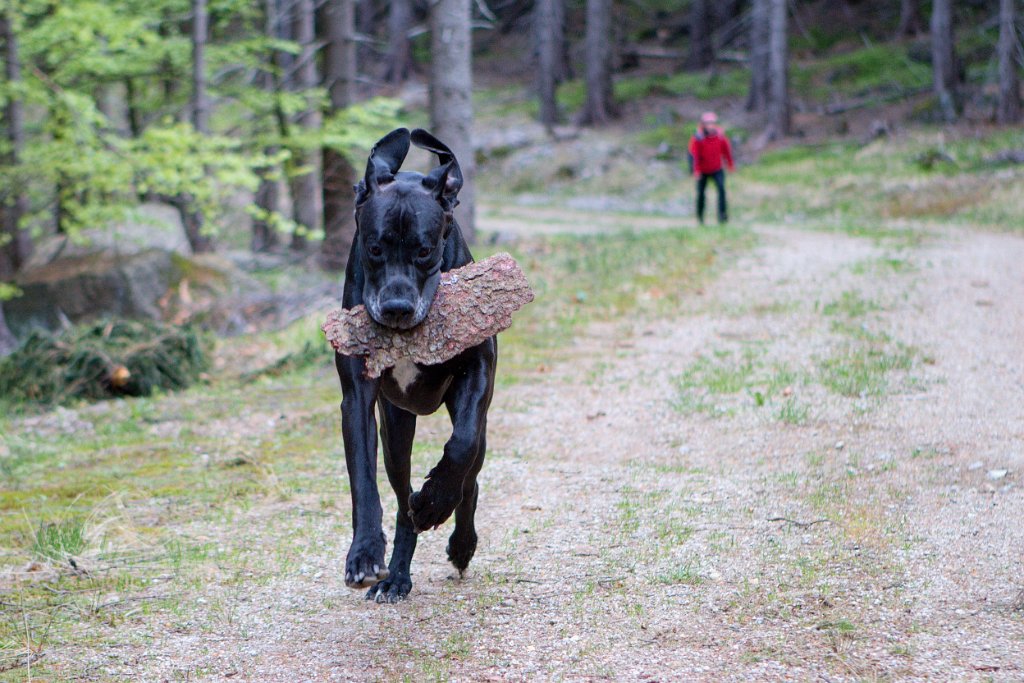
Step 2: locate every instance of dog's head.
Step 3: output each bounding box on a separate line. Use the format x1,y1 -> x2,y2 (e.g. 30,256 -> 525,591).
353,128 -> 463,330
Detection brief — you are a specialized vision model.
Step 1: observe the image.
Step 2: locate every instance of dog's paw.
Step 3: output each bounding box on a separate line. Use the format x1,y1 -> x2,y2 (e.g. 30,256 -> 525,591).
446,528 -> 478,575
365,574 -> 413,603
345,533 -> 389,589
408,477 -> 463,533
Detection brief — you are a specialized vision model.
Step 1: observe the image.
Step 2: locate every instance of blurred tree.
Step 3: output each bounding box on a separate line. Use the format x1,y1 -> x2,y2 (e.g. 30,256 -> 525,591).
747,0 -> 770,113
286,0 -> 323,251
429,0 -> 476,242
174,0 -> 214,254
320,0 -> 359,271
384,0 -> 414,84
535,0 -> 567,130
896,0 -> 924,37
767,0 -> 789,139
251,0 -> 283,253
931,0 -> 960,122
0,7 -> 31,280
578,0 -> 615,126
997,0 -> 1021,124
0,300 -> 15,356
686,0 -> 714,70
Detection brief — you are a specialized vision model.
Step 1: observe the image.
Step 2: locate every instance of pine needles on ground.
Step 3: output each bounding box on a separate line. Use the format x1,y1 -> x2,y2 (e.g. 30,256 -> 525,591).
0,319 -> 208,406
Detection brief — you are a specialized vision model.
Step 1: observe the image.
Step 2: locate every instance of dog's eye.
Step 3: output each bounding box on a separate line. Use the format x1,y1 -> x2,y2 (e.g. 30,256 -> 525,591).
367,245 -> 383,258
417,247 -> 432,259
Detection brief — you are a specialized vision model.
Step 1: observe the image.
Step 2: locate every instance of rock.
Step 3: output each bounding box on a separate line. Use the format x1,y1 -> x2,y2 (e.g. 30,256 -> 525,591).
6,248 -> 271,339
7,249 -> 184,337
986,469 -> 1008,481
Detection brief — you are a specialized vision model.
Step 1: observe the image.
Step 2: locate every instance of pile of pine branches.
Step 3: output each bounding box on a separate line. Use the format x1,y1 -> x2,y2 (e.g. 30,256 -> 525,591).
0,320 -> 208,406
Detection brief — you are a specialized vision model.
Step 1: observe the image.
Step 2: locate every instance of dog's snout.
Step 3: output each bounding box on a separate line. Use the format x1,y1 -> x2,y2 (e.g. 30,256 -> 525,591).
379,298 -> 416,317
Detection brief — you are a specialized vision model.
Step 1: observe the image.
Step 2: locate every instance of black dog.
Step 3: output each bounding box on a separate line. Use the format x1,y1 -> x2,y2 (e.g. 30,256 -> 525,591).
335,128 -> 496,602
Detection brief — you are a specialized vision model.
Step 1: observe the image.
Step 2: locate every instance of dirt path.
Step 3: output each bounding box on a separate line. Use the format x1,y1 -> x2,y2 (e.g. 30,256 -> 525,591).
124,223 -> 1023,682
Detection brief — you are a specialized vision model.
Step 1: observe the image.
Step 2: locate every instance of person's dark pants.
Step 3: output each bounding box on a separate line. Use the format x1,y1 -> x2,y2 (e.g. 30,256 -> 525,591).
696,170 -> 727,224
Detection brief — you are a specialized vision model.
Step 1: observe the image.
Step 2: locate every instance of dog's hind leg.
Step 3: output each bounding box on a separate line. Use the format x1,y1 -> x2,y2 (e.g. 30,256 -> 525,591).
367,399 -> 418,603
447,432 -> 485,576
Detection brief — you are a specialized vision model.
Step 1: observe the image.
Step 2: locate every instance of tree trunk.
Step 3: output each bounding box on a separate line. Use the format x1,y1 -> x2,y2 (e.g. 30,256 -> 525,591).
930,0 -> 959,123
0,9 -> 31,279
429,0 -> 476,243
0,302 -> 17,356
252,0 -> 281,253
535,0 -> 566,129
578,0 -> 615,127
125,78 -> 144,138
320,0 -> 358,272
384,0 -> 414,83
766,0 -> 790,139
288,0 -> 323,251
251,176 -> 280,252
686,0 -> 714,71
184,0 -> 213,253
896,0 -> 923,37
747,0 -> 770,112
997,0 -> 1022,124
191,0 -> 210,134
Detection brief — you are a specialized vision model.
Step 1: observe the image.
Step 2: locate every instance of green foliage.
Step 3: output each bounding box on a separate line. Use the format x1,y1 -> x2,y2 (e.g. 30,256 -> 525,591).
0,319 -> 208,407
616,68 -> 749,102
791,44 -> 931,99
322,97 -> 406,165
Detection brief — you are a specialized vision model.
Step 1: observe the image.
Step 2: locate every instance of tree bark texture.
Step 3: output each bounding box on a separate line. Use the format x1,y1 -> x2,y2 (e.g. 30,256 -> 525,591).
767,0 -> 790,139
0,9 -> 31,280
930,0 -> 959,123
251,175 -> 280,252
320,0 -> 358,271
896,0 -> 923,37
686,0 -> 714,71
535,0 -> 566,129
384,0 -> 414,83
578,0 -> 615,126
997,0 -> 1022,124
191,0 -> 210,134
252,0 -> 282,253
429,0 -> 476,242
287,0 -> 323,250
174,0 -> 214,254
747,0 -> 770,112
0,302 -> 17,356
322,253 -> 534,378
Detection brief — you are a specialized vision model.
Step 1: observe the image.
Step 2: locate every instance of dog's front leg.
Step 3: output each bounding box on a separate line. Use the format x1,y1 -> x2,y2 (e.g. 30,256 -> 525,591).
408,353 -> 494,533
337,353 -> 390,588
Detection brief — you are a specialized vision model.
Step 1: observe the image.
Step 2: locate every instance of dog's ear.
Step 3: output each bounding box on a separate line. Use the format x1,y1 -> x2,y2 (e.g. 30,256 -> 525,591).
357,128 -> 411,203
411,128 -> 463,203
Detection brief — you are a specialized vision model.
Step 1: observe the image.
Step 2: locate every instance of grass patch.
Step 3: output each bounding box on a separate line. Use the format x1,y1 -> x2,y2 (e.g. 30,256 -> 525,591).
736,128 -> 1024,231
481,226 -> 751,384
818,342 -> 916,398
658,562 -> 704,586
673,348 -> 806,419
30,518 -> 87,562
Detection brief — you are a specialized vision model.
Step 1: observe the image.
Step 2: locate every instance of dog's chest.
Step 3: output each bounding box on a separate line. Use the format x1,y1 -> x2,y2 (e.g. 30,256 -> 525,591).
380,360 -> 452,416
389,359 -> 421,393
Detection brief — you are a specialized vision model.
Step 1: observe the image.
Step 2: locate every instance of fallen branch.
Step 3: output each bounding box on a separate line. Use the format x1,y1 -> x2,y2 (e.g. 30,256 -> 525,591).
767,516 -> 832,528
323,253 -> 534,378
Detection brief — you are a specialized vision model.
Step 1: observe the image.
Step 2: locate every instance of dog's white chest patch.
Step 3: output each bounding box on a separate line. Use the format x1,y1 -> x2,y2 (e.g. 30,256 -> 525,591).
390,359 -> 421,393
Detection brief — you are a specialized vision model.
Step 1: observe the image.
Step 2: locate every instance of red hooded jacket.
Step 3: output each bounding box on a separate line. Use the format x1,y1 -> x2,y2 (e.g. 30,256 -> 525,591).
688,126 -> 735,176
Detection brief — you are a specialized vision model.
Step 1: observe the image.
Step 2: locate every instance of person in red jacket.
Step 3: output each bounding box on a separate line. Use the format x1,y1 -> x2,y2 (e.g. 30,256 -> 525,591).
688,111 -> 735,224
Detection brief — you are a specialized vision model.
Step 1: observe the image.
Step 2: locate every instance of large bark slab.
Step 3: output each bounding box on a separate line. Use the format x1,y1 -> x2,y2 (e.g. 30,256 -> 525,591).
322,253 -> 533,378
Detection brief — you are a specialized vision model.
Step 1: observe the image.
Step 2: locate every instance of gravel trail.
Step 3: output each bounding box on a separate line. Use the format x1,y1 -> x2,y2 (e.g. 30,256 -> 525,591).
127,223 -> 1024,681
